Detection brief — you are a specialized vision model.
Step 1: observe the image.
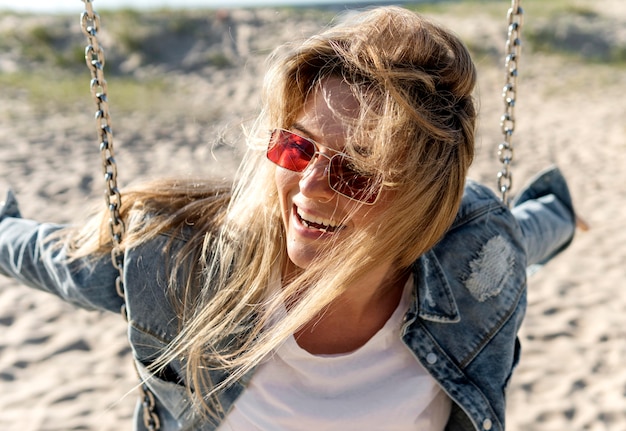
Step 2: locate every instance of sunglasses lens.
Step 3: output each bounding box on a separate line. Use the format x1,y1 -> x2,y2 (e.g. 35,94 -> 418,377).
267,129 -> 315,172
329,155 -> 380,204
267,129 -> 380,204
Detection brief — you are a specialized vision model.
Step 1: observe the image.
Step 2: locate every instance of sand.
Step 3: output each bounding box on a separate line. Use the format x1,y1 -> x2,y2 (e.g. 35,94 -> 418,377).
0,2 -> 625,430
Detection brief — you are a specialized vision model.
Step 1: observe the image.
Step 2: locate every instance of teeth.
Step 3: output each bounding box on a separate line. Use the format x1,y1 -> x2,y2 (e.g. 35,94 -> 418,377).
296,207 -> 342,232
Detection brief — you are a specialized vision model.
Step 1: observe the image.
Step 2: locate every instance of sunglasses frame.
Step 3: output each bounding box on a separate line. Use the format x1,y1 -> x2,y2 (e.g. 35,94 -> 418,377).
267,128 -> 382,205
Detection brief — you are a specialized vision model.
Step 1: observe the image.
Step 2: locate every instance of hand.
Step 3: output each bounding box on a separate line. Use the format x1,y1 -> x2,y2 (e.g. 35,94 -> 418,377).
0,190 -> 21,219
576,215 -> 590,232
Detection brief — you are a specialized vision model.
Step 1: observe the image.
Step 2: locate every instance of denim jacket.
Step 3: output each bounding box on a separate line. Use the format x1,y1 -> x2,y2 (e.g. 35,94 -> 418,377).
0,166 -> 576,431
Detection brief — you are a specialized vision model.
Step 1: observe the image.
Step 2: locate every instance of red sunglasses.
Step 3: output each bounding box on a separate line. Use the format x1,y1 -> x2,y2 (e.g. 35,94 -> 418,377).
267,129 -> 382,204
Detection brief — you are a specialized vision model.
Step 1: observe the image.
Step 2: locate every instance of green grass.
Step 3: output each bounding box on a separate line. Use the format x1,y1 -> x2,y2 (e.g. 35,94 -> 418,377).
108,76 -> 174,113
0,72 -> 85,109
0,72 -> 179,115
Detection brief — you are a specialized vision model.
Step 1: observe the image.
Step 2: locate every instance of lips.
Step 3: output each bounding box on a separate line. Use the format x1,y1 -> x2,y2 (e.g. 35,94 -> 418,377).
295,206 -> 344,234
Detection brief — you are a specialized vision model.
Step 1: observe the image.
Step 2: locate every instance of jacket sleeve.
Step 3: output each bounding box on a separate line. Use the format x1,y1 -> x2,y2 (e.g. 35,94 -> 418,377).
511,166 -> 576,270
0,190 -> 123,313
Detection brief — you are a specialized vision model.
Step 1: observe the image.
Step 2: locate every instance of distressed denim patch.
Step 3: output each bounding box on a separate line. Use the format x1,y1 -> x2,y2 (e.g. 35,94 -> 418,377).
465,235 -> 514,302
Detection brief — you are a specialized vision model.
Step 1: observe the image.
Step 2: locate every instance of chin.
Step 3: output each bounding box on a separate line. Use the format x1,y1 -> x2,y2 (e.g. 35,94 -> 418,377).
286,247 -> 315,270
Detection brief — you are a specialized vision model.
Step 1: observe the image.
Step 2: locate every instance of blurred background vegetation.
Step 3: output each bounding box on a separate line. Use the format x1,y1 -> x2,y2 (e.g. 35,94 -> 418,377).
0,0 -> 623,115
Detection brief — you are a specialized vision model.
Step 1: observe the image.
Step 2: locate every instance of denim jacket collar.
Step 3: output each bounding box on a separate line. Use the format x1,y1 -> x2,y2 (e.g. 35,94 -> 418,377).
410,250 -> 461,324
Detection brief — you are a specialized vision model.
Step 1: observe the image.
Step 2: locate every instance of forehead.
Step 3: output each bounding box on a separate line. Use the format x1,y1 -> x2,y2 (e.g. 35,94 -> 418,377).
296,77 -> 360,149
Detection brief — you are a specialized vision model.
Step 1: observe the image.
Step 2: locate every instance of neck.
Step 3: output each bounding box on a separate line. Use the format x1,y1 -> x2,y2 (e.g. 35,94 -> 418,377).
336,263 -> 410,319
287,261 -> 411,355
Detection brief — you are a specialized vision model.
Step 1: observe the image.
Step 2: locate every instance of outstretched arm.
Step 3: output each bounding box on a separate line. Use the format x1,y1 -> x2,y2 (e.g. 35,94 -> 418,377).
0,190 -> 122,313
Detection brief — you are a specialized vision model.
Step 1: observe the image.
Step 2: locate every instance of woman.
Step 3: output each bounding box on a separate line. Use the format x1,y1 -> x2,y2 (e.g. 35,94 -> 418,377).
0,6 -> 576,431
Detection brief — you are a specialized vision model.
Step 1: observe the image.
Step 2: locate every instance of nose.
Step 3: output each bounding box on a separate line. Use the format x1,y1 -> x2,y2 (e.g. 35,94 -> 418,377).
299,153 -> 335,201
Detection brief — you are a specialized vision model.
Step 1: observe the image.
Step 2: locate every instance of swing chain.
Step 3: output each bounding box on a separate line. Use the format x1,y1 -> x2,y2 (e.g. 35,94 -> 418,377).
497,0 -> 523,206
80,0 -> 125,312
80,2 -> 161,430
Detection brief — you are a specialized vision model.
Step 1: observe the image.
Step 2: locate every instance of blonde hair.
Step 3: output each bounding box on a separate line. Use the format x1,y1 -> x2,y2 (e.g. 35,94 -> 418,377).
71,6 -> 476,420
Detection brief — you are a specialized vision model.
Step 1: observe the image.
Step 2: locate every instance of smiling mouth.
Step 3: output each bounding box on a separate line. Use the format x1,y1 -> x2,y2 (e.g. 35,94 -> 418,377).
295,206 -> 344,234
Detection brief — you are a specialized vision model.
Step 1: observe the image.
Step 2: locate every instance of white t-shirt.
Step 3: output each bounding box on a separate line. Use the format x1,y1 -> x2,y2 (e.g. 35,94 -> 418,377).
218,277 -> 451,430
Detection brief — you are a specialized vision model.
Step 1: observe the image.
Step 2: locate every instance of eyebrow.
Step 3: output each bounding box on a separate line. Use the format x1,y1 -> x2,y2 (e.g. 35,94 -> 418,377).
289,122 -> 345,154
290,122 -> 318,142
289,124 -> 346,157
289,123 -> 368,158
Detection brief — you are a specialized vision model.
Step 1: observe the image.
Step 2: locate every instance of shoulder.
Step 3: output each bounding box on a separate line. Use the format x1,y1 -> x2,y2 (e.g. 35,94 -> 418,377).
434,179 -> 527,300
412,179 -> 527,332
444,179 -> 527,267
451,179 -> 508,228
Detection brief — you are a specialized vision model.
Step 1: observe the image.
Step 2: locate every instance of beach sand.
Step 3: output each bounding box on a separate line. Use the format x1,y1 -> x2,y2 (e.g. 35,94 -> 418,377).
0,2 -> 624,429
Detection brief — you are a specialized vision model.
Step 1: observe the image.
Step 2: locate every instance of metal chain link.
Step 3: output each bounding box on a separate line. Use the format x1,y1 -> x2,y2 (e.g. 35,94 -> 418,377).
497,0 -> 523,206
80,2 -> 160,429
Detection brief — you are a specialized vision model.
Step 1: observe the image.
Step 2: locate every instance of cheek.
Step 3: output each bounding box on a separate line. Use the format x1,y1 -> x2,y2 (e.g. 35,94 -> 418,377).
274,167 -> 289,192
275,168 -> 299,210
350,192 -> 394,229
